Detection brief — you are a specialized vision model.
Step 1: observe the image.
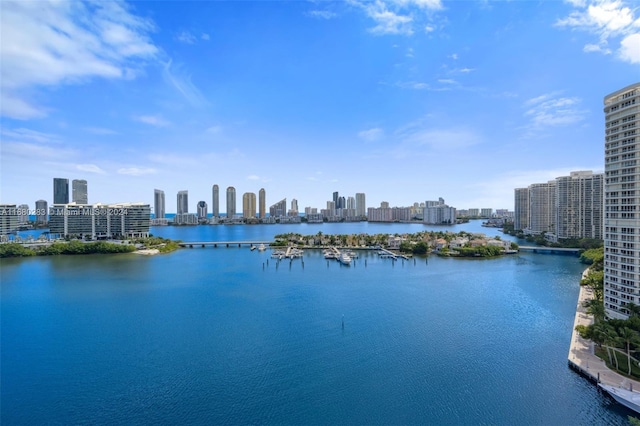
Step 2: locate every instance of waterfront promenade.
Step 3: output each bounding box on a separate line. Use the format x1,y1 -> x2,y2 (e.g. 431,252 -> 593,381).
568,269 -> 640,390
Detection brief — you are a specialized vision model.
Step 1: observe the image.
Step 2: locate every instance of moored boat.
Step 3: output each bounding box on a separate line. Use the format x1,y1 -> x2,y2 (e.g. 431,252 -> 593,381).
599,383 -> 640,413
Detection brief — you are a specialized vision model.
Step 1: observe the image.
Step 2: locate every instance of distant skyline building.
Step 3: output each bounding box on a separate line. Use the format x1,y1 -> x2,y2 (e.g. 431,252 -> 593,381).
603,83 -> 640,320
154,189 -> 165,219
514,188 -> 530,231
226,186 -> 236,218
555,171 -> 603,240
197,201 -> 208,220
259,188 -> 266,218
53,178 -> 69,204
242,192 -> 256,219
356,193 -> 366,217
35,199 -> 48,224
212,184 -> 219,218
49,203 -> 150,239
527,182 -> 556,235
346,196 -> 355,210
72,179 -> 88,204
0,205 -> 18,237
17,204 -> 29,224
289,198 -> 298,216
270,198 -> 286,218
177,190 -> 189,215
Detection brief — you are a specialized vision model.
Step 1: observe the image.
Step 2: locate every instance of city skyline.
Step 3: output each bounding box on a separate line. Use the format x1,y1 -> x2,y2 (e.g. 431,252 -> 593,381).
1,1 -> 638,209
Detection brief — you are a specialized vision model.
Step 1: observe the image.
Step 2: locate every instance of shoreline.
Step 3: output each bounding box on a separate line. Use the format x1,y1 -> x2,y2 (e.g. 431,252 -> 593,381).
567,268 -> 640,389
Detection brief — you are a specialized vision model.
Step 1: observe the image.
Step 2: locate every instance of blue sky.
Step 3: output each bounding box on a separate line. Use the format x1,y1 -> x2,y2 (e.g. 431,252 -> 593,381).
1,0 -> 639,213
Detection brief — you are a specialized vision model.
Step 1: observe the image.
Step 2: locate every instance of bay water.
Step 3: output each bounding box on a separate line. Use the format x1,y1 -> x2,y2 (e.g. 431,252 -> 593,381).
0,221 -> 631,424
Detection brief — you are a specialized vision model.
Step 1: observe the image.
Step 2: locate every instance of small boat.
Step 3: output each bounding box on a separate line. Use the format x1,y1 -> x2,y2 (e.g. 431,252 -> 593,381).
323,250 -> 336,259
599,383 -> 640,413
338,252 -> 352,266
258,244 -> 266,252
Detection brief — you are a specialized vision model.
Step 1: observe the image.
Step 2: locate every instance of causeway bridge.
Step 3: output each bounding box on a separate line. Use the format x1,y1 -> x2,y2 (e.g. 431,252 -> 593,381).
179,241 -> 271,248
518,246 -> 581,255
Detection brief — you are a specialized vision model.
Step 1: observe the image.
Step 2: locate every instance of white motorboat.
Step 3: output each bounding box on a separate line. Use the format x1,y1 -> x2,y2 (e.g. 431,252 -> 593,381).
599,383 -> 640,413
338,252 -> 352,266
258,244 -> 266,252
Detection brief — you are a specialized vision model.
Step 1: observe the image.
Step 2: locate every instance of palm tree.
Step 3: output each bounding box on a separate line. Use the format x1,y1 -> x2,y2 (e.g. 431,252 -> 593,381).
583,298 -> 606,323
617,327 -> 639,376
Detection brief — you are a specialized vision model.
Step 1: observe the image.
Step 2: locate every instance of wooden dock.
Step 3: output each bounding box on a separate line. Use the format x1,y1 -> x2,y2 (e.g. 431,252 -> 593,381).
179,241 -> 271,248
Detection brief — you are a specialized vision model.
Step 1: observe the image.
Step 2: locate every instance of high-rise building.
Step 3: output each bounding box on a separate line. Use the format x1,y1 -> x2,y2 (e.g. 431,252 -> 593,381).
337,196 -> 345,209
197,201 -> 208,220
226,186 -> 236,218
528,181 -> 556,235
380,201 -> 390,209
243,193 -> 256,218
16,204 -> 29,224
154,189 -> 165,219
49,203 -> 150,239
604,82 -> 640,320
269,199 -> 286,218
0,205 -> 18,236
346,196 -> 355,210
355,193 -> 366,217
53,178 -> 69,204
555,171 -> 603,240
259,188 -> 266,218
212,184 -> 219,218
72,179 -> 88,204
514,188 -> 530,231
333,191 -> 339,207
35,199 -> 48,224
289,198 -> 298,216
177,190 -> 189,215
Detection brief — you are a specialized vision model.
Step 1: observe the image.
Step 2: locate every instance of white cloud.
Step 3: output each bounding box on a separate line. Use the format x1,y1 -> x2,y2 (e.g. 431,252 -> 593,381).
201,33 -> 210,41
0,0 -> 158,119
306,10 -> 337,19
358,127 -> 385,142
134,115 -> 171,127
246,175 -> 261,180
556,0 -> 640,64
449,53 -> 459,60
176,31 -> 196,44
77,164 -> 106,174
619,33 -> 640,63
1,141 -> 73,160
83,127 -> 118,135
522,93 -> 587,131
1,127 -> 59,143
351,0 -> 443,36
117,167 -> 156,176
162,59 -> 208,107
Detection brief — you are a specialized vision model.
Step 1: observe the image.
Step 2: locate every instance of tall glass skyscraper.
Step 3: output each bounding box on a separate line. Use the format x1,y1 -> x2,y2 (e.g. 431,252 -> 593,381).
226,186 -> 236,218
72,179 -> 88,204
177,190 -> 189,215
212,184 -> 219,217
154,189 -> 165,219
259,188 -> 266,218
53,178 -> 69,204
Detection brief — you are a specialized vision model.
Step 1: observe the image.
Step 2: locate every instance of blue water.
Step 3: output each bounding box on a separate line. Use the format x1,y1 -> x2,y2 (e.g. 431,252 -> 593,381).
1,222 -> 630,424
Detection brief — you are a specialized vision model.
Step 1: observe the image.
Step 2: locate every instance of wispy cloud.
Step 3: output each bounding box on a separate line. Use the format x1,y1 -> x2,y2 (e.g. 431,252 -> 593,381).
556,0 -> 640,64
201,33 -> 210,41
117,167 -> 157,176
351,0 -> 443,36
1,127 -> 60,143
306,10 -> 338,19
0,0 -> 158,120
84,127 -> 118,135
358,127 -> 385,142
176,31 -> 197,44
523,93 -> 587,129
246,175 -> 261,181
77,164 -> 106,174
134,115 -> 171,127
206,125 -> 222,134
162,59 -> 208,107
